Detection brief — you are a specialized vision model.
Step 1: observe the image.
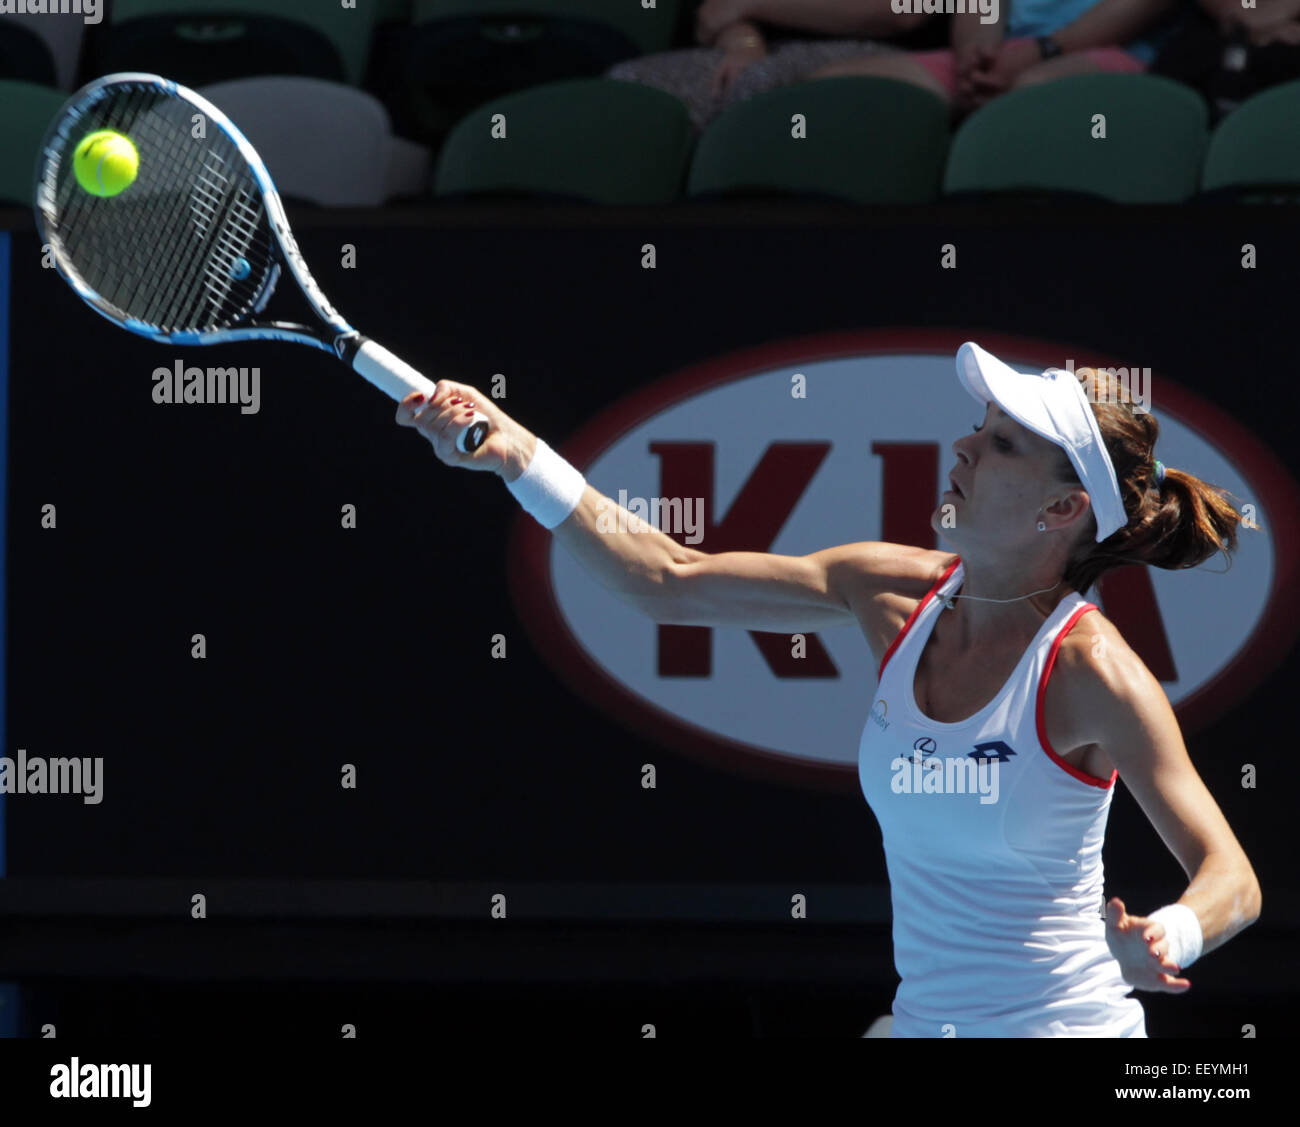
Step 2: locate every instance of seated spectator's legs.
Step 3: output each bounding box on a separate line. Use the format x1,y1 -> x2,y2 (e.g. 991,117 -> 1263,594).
809,52 -> 951,101
811,38 -> 1146,105
607,47 -> 729,130
610,38 -> 905,131
1012,45 -> 1146,86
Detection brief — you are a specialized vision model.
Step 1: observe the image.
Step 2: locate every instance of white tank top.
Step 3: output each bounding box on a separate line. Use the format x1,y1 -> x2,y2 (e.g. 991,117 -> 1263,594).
858,556 -> 1147,1037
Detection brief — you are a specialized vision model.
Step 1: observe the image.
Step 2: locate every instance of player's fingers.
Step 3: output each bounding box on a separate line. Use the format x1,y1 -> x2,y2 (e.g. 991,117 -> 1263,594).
409,392 -> 468,437
429,381 -> 468,409
397,383 -> 463,425
420,379 -> 461,408
413,411 -> 467,462
413,398 -> 458,439
395,391 -> 430,426
399,384 -> 489,456
428,401 -> 484,454
437,381 -> 486,411
1151,942 -> 1170,967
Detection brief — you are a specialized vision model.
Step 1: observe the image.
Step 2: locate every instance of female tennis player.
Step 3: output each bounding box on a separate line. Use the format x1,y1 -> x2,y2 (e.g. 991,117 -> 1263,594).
396,341 -> 1261,1037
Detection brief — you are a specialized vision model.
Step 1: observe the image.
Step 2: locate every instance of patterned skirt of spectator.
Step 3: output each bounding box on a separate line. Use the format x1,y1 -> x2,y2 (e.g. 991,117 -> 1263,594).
606,36 -> 901,131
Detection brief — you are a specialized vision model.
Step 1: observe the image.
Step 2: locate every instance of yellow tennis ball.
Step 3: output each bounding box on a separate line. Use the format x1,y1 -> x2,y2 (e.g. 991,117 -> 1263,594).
73,130 -> 139,197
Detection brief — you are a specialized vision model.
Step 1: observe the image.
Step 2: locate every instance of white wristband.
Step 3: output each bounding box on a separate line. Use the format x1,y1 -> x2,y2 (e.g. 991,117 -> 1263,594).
506,437 -> 586,529
1148,904 -> 1203,970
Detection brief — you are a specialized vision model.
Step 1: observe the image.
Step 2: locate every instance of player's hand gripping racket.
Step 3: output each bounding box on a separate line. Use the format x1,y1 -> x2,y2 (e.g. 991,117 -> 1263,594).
33,72 -> 490,453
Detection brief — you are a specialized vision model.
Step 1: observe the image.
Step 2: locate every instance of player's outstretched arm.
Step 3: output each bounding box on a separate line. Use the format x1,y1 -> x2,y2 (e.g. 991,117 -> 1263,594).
396,382 -> 880,631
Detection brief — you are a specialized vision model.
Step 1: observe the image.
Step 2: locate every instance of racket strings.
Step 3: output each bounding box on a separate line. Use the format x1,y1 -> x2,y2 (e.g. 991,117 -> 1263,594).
198,163 -> 261,318
57,87 -> 179,315
130,104 -> 271,330
54,88 -> 187,320
45,82 -> 277,334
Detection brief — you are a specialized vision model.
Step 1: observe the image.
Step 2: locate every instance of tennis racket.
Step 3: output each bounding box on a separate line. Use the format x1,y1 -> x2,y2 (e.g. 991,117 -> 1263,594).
33,72 -> 490,453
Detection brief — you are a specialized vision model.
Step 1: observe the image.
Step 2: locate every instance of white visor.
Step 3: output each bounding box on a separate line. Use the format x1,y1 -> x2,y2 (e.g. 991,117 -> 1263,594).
956,342 -> 1126,543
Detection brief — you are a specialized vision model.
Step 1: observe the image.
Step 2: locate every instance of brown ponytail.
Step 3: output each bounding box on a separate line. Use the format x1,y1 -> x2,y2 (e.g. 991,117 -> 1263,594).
1054,368 -> 1255,596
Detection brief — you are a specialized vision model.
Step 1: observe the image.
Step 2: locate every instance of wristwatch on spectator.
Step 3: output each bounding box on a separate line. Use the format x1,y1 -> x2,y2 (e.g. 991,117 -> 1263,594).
1036,35 -> 1064,59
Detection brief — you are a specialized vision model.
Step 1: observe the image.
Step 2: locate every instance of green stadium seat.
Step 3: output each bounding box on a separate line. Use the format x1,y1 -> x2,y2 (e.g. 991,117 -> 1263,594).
403,0 -> 680,139
433,78 -> 693,204
0,14 -> 58,86
1201,80 -> 1300,203
0,80 -> 68,206
91,0 -> 381,87
687,77 -> 950,206
943,74 -> 1209,204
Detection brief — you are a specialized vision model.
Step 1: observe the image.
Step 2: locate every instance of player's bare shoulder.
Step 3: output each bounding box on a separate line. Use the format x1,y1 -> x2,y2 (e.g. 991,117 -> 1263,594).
1054,603 -> 1156,696
840,542 -> 957,603
833,543 -> 958,662
1043,602 -> 1165,751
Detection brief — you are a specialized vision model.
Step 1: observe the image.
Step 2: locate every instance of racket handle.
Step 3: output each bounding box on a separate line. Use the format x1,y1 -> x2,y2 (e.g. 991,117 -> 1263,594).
345,335 -> 490,453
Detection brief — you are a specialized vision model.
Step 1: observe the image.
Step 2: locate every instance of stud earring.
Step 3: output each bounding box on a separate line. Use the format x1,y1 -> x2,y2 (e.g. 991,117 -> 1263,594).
1036,519 -> 1047,532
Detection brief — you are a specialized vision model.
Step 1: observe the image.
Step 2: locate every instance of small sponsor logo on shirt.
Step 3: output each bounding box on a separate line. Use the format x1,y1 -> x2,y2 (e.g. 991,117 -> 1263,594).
869,699 -> 890,731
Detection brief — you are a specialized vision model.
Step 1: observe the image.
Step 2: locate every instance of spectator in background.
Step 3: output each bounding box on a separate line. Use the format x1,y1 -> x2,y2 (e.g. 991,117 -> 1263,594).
1197,0 -> 1300,46
1151,0 -> 1300,122
810,0 -> 1184,117
606,0 -> 942,131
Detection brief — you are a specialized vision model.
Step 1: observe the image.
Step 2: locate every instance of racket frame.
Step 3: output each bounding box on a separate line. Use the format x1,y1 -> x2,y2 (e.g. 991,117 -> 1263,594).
34,72 -> 489,452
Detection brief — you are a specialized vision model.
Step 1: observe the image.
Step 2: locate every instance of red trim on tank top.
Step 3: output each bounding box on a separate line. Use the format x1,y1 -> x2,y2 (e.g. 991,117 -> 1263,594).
878,556 -> 962,681
1036,603 -> 1118,789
